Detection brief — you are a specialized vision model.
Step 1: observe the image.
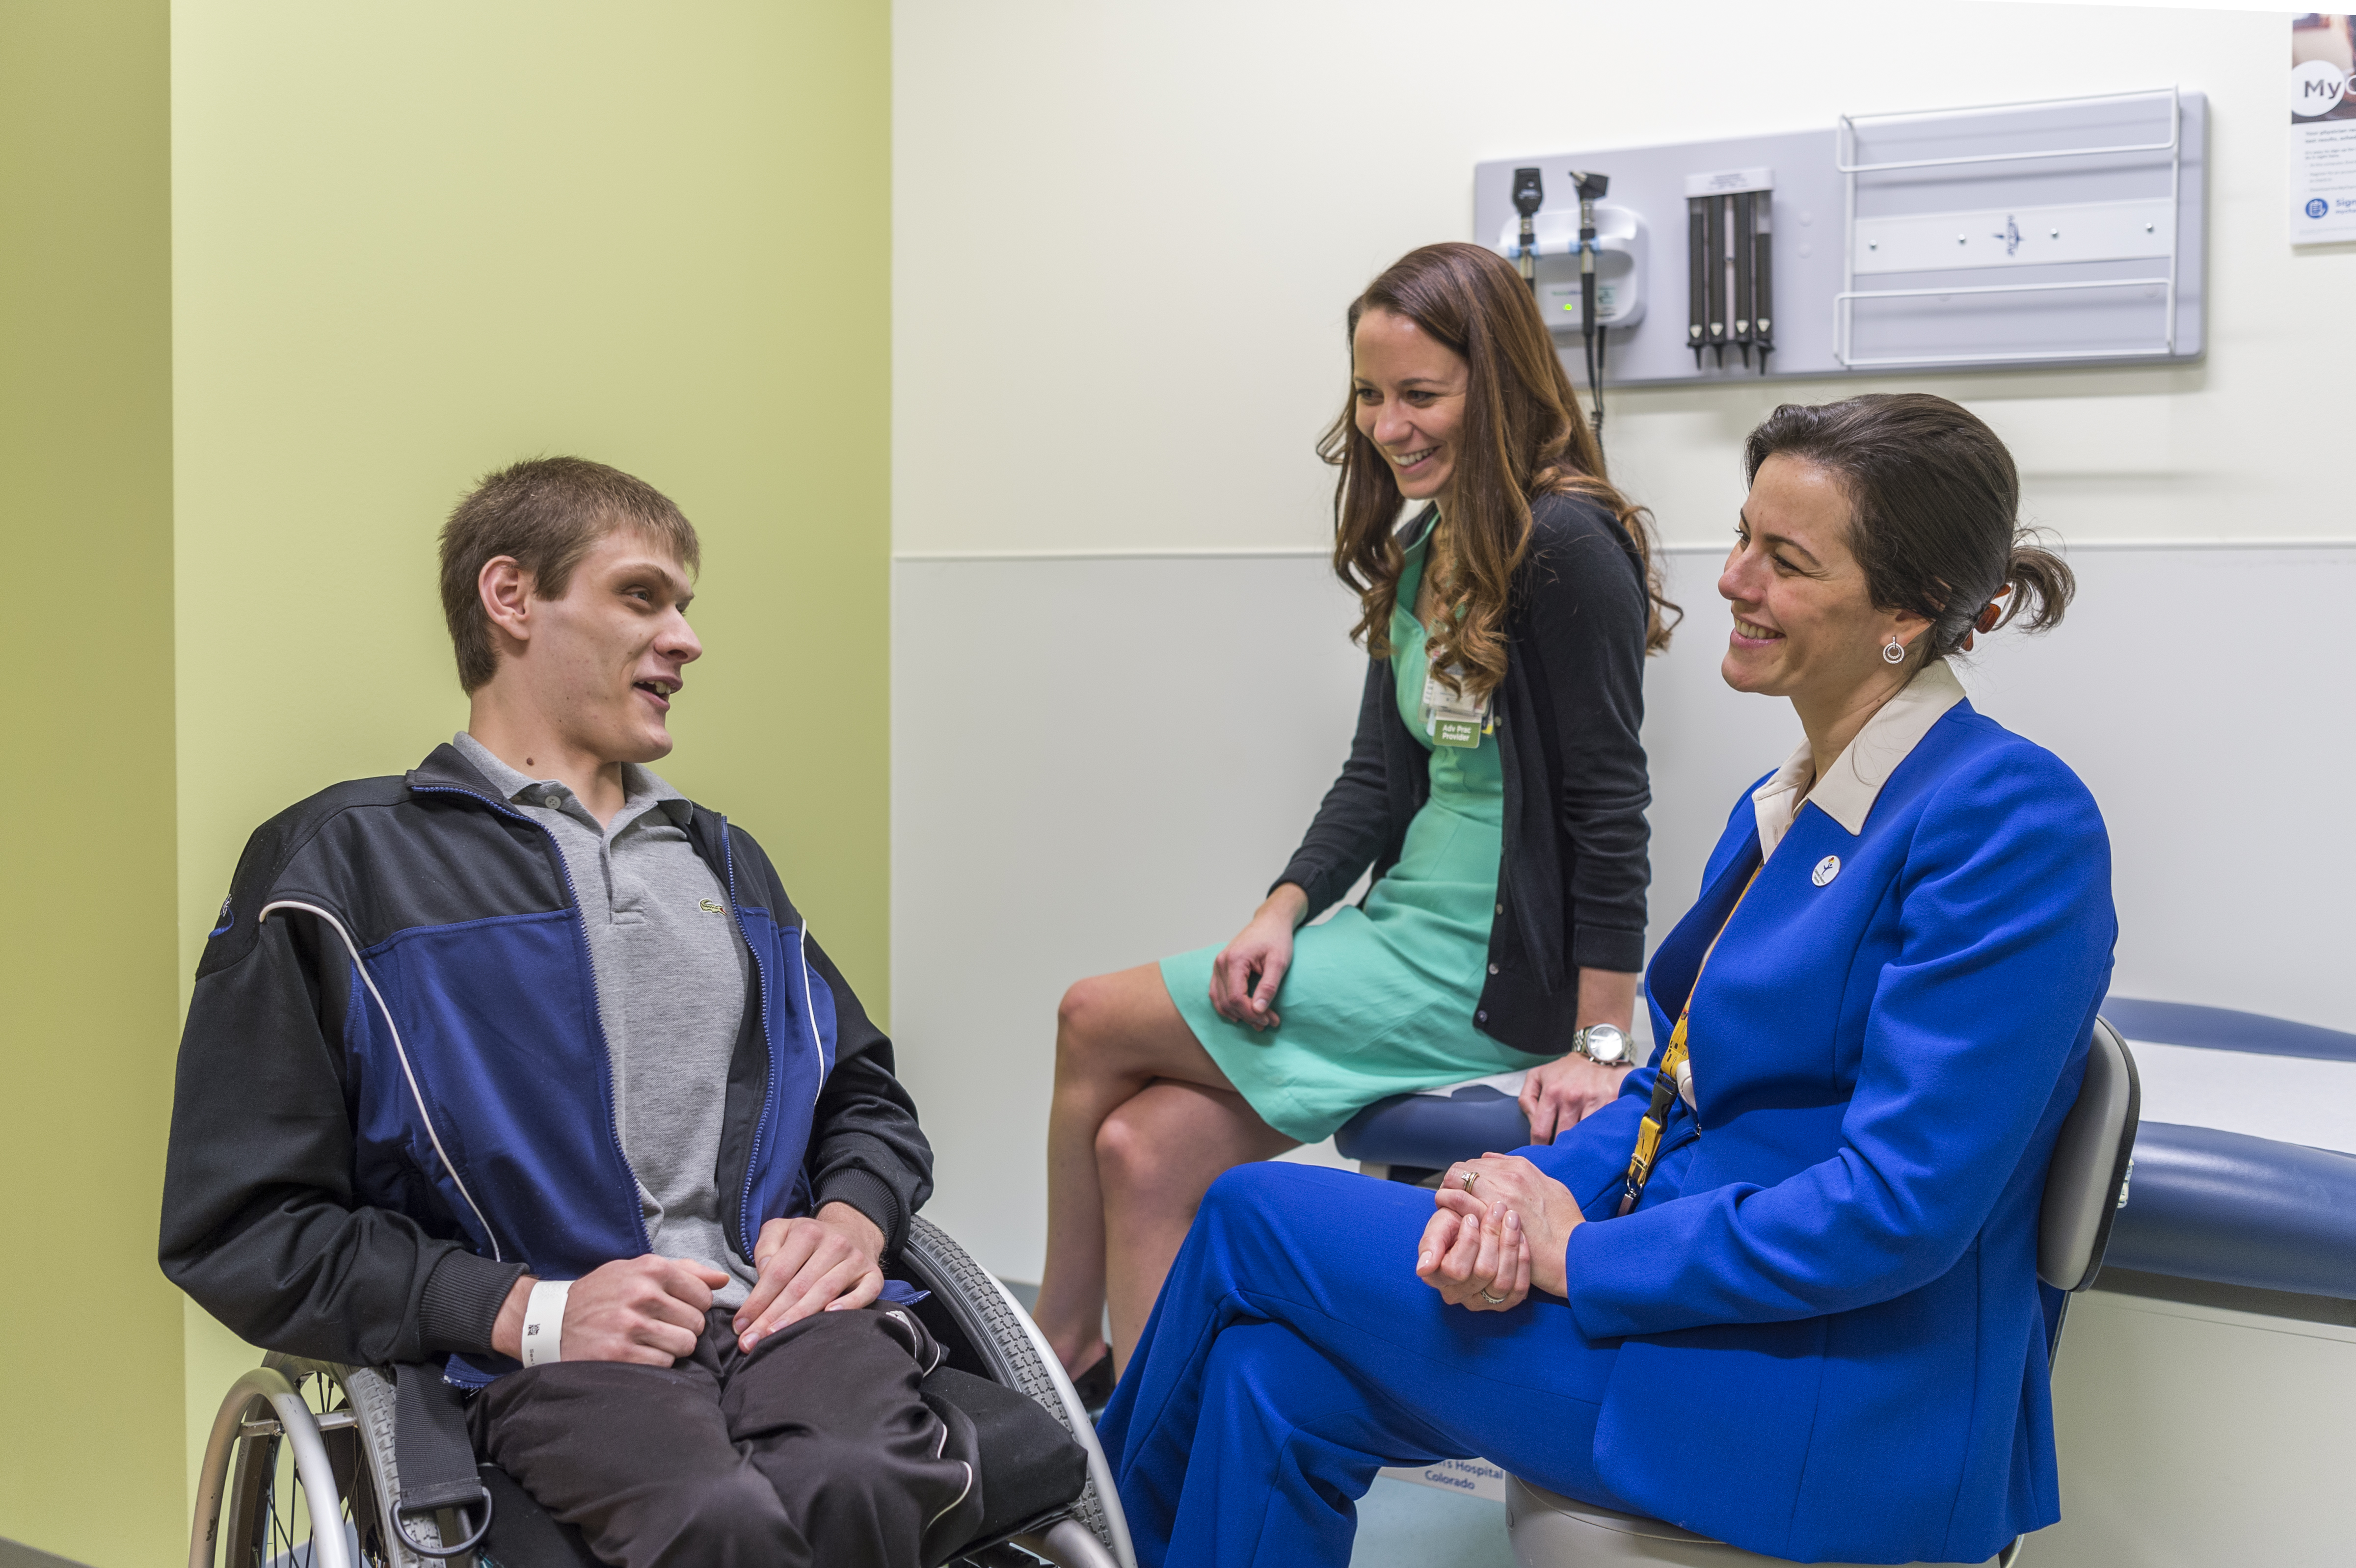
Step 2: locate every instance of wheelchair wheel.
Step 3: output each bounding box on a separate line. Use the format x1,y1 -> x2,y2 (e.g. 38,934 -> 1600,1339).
901,1216 -> 1128,1566
198,1357 -> 439,1568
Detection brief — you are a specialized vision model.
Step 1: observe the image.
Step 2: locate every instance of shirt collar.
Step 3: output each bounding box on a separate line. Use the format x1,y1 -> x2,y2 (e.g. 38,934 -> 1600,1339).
451,732 -> 692,828
1751,658 -> 1966,859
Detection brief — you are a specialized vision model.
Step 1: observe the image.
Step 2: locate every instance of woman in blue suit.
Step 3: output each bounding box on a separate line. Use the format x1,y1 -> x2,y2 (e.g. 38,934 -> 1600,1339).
1099,393 -> 2111,1567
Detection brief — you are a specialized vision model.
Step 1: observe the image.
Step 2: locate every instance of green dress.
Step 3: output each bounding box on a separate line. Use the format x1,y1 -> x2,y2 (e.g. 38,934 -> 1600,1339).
1160,528 -> 1554,1143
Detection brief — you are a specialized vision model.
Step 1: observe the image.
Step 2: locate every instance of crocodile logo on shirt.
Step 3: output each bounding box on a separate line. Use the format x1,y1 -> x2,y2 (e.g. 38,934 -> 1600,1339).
698,898 -> 725,914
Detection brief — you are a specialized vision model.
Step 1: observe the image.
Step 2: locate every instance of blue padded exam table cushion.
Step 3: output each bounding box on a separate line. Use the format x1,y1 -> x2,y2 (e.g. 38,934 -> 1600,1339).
1334,1083 -> 1529,1174
2105,1122 -> 2356,1299
1333,1000 -> 2356,1302
2099,997 -> 2356,1063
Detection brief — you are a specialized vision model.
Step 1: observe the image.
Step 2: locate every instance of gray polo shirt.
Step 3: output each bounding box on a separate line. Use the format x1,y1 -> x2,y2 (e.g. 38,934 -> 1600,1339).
453,733 -> 758,1308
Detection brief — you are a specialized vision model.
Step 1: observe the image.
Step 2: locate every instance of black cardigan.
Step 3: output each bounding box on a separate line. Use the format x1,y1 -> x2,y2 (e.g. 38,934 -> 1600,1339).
1274,492 -> 1653,1054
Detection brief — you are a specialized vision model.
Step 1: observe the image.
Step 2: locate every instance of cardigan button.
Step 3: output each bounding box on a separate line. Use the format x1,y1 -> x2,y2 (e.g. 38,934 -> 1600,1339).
1476,1010 -> 1488,1023
1495,902 -> 1504,915
1487,962 -> 1500,975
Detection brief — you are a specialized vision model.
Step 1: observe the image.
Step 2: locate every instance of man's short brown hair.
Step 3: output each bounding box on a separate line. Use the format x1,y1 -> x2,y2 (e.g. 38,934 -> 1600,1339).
437,456 -> 701,692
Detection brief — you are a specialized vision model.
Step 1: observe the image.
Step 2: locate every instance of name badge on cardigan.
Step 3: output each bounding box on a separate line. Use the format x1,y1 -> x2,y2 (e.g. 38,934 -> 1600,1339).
1812,855 -> 1841,886
1421,668 -> 1493,749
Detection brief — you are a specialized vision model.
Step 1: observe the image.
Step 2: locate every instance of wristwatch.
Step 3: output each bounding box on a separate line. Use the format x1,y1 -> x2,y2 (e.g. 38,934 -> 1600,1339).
1569,1024 -> 1632,1067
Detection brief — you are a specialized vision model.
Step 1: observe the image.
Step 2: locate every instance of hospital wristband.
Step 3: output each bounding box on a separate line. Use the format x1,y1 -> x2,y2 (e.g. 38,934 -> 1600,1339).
520,1279 -> 572,1367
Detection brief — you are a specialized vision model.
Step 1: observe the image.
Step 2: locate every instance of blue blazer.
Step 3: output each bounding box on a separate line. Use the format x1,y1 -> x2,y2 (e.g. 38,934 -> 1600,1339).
1529,700 -> 2115,1563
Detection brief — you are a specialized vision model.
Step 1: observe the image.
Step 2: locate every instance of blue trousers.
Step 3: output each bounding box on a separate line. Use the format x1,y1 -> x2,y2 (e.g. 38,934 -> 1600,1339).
1098,1162 -> 1626,1568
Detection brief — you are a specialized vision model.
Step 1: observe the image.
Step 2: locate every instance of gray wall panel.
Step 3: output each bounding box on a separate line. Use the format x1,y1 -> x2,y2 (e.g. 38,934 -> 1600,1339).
894,545 -> 2356,1279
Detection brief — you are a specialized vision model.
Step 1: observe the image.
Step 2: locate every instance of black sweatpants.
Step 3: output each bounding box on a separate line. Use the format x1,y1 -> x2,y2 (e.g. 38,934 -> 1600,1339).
468,1305 -> 985,1568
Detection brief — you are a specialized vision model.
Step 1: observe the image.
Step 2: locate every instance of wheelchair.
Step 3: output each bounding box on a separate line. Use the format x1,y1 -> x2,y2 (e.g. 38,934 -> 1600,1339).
188,1216 -> 1136,1568
1337,1017 -> 2143,1568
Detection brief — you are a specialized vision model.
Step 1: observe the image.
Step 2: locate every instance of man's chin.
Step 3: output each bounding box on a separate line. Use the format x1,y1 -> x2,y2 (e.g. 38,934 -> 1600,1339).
602,723 -> 675,767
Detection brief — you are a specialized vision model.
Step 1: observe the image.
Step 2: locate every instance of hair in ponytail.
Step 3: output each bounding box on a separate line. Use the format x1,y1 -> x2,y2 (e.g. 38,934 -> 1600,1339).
1741,393 -> 2073,656
1991,540 -> 2074,637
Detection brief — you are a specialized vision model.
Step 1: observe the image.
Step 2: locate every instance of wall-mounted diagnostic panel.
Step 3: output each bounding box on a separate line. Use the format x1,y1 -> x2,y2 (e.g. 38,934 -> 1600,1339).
1476,87 -> 2205,390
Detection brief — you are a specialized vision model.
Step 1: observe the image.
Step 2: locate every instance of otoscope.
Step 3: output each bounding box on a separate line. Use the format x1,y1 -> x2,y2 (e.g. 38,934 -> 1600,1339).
1511,167 -> 1543,291
1570,169 -> 1609,434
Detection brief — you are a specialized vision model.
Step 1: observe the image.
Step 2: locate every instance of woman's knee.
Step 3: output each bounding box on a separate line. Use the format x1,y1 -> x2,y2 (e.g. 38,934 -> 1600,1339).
1095,1096 -> 1175,1194
1201,1159 -> 1302,1217
1059,967 -> 1191,1097
1192,1163 -> 1370,1255
1055,972 -> 1129,1073
1107,1104 -> 1276,1221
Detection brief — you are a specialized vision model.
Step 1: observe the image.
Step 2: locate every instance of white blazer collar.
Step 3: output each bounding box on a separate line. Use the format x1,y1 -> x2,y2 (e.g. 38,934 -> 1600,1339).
1752,659 -> 1967,859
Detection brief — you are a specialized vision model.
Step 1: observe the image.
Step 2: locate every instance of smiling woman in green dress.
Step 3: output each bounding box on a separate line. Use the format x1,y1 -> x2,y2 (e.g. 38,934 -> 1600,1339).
1035,242 -> 1678,1397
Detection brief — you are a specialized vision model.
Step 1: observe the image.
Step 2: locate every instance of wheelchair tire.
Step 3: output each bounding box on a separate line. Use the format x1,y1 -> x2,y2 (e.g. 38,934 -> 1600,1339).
899,1216 -> 1120,1561
327,1363 -> 458,1567
210,1357 -> 442,1568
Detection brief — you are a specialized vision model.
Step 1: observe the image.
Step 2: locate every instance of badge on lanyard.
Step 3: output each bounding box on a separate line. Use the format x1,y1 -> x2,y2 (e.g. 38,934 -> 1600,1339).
1421,666 -> 1492,749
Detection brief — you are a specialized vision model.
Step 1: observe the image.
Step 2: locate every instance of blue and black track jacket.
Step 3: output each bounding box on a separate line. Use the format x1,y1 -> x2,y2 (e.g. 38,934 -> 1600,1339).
160,744 -> 932,1379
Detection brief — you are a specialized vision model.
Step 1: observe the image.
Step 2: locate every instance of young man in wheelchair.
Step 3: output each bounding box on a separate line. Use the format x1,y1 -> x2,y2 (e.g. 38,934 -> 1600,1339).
161,458 -> 980,1567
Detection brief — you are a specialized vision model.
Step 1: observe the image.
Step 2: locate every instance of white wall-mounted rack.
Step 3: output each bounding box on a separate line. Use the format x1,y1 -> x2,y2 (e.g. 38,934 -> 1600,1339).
1836,87 -> 2189,371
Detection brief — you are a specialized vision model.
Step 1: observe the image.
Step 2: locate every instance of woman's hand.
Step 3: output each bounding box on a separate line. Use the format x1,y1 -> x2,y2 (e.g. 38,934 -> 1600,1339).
1209,884 -> 1310,1030
1438,1154 -> 1584,1298
1518,1054 -> 1632,1144
1416,1196 -> 1530,1312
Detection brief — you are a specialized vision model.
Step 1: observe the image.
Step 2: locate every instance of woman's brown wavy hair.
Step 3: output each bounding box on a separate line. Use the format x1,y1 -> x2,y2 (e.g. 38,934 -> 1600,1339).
1317,241 -> 1676,698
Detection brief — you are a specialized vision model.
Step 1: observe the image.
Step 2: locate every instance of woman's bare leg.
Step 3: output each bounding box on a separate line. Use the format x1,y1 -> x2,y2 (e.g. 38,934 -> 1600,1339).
1036,963 -> 1246,1375
1096,1079 -> 1296,1370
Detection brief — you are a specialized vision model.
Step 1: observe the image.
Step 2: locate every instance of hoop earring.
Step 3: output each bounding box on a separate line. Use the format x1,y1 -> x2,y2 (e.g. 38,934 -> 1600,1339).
1881,638 -> 1906,665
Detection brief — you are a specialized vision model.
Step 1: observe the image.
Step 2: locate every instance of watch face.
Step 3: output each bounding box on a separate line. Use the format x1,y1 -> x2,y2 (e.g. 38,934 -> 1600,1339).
1582,1025 -> 1630,1065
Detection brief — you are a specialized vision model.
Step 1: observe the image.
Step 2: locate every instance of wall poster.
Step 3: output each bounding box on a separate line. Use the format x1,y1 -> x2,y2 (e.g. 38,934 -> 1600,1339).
2293,14 -> 2356,241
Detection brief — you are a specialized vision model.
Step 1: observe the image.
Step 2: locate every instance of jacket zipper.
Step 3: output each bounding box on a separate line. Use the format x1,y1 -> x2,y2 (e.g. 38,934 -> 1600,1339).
715,817 -> 779,1261
410,782 -> 651,1253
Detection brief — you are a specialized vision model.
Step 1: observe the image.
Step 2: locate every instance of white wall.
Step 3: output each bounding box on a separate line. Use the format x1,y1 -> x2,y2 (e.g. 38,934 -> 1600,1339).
891,0 -> 2356,1282
897,0 -> 2356,560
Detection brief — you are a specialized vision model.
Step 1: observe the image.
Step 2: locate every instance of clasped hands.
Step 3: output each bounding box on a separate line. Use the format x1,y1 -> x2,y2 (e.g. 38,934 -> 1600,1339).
1414,1153 -> 1584,1313
492,1202 -> 886,1366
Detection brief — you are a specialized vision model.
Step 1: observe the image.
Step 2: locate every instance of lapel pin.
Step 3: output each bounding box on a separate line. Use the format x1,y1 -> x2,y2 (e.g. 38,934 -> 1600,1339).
1812,854 -> 1841,886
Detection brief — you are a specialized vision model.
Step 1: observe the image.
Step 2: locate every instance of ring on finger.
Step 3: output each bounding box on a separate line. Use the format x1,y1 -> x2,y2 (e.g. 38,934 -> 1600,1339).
1459,1170 -> 1478,1192
1479,1288 -> 1508,1304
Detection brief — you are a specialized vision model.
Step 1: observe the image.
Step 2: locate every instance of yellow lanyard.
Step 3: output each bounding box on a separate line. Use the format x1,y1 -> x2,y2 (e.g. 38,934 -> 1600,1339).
1617,864 -> 1761,1217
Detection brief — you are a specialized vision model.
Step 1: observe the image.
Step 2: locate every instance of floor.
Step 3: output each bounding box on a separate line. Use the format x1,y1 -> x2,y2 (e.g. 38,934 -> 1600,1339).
1350,1478 -> 1517,1568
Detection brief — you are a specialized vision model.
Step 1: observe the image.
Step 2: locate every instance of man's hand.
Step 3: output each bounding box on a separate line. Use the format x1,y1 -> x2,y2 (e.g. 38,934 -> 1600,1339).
1518,1053 -> 1631,1144
491,1255 -> 731,1367
731,1202 -> 886,1352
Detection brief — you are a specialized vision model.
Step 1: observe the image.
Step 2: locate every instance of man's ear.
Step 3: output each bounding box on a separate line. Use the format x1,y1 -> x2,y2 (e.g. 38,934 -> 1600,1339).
479,556 -> 534,653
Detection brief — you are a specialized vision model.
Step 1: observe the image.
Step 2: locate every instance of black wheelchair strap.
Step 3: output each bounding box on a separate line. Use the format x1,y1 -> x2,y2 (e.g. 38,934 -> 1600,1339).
391,1362 -> 495,1558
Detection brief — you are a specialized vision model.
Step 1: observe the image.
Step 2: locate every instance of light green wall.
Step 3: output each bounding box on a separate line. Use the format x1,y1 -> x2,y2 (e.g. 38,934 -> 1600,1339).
0,3 -> 183,1564
168,0 -> 894,1533
0,3 -> 891,1554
